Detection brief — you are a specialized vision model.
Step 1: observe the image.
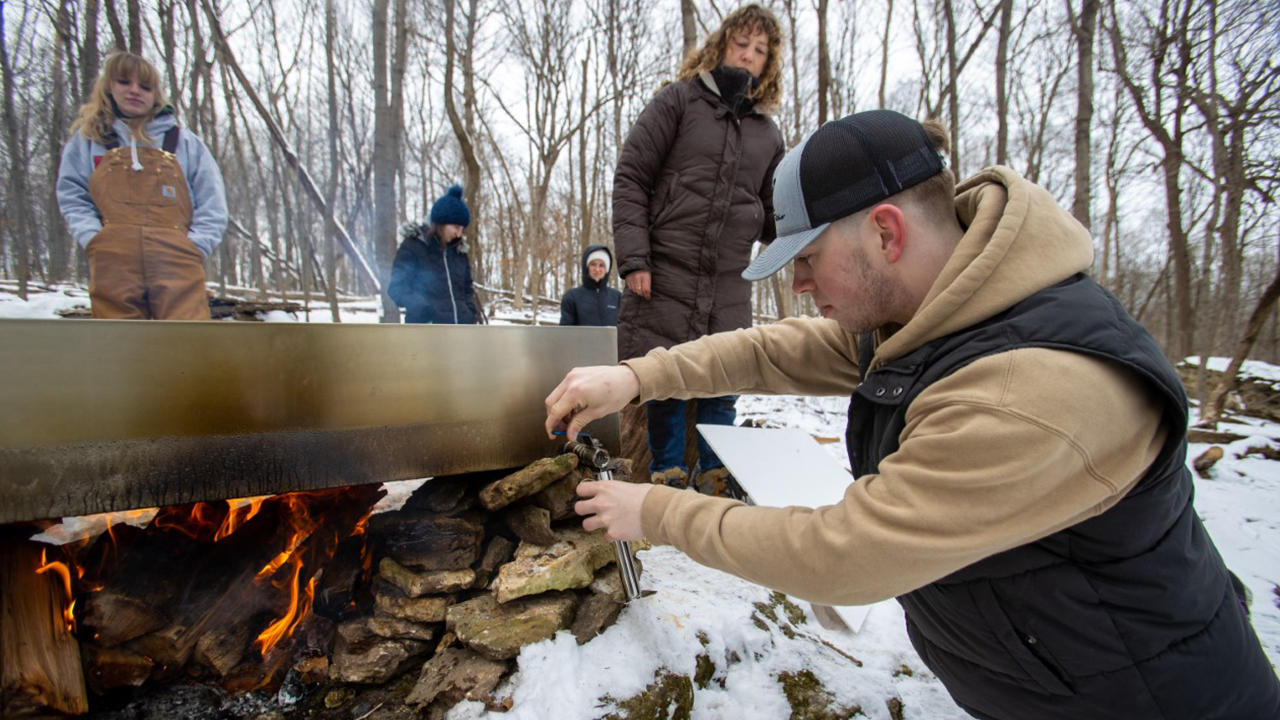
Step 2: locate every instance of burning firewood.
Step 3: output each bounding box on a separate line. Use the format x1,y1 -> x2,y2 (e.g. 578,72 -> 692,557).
0,533 -> 88,716
26,451 -> 644,717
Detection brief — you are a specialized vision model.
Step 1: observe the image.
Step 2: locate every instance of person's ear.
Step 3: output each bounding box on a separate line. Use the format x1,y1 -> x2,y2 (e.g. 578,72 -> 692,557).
869,204 -> 908,264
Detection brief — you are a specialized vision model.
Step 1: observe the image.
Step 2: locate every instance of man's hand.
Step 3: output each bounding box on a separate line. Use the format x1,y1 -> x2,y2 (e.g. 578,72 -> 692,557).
575,480 -> 651,541
625,270 -> 652,300
544,365 -> 641,441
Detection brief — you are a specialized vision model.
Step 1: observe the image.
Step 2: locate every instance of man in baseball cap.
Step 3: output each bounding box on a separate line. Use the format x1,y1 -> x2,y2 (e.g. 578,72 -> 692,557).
546,111 -> 1278,719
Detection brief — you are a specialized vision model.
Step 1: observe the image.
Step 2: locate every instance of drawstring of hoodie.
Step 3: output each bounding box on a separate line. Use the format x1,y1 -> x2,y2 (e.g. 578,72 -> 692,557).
129,135 -> 143,172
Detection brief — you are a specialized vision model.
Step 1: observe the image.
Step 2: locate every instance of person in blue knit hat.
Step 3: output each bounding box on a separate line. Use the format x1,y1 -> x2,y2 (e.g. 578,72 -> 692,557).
388,184 -> 482,324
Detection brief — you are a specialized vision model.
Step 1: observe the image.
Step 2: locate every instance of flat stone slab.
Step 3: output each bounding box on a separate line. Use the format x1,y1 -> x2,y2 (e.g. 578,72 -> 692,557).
446,591 -> 577,660
479,454 -> 579,511
375,585 -> 452,624
379,557 -> 475,597
329,635 -> 428,684
405,647 -> 509,710
492,527 -> 616,603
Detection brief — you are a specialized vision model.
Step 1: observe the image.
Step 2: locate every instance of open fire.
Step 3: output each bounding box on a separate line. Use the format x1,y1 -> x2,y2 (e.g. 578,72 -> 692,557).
6,452 -> 640,718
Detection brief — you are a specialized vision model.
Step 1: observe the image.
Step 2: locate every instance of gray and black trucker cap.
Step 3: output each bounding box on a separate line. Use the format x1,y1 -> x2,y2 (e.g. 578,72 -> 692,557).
742,110 -> 947,281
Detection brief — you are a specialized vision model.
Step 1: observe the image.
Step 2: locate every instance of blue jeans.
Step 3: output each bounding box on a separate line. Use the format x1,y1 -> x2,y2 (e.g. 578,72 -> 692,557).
645,395 -> 737,475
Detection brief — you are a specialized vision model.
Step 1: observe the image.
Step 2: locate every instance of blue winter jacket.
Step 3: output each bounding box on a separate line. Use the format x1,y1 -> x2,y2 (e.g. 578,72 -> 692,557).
388,222 -> 480,324
56,111 -> 228,258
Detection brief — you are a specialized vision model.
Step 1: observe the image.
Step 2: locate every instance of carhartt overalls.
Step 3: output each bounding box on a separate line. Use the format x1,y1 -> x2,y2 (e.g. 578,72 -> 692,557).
86,127 -> 211,320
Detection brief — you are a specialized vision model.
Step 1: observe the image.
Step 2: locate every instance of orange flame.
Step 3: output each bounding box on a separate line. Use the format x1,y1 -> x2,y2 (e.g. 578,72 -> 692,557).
253,555 -> 318,655
35,549 -> 76,634
251,494 -> 326,655
215,496 -> 268,541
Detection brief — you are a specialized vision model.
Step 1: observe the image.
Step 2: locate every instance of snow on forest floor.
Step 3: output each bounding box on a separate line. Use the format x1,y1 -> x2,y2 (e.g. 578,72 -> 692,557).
2,285 -> 1278,718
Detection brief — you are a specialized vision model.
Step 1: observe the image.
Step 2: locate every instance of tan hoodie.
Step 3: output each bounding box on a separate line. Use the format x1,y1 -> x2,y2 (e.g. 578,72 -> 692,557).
622,167 -> 1169,606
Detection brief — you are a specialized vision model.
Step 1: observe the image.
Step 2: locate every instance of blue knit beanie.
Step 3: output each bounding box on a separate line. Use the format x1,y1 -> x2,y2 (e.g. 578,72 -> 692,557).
429,184 -> 471,228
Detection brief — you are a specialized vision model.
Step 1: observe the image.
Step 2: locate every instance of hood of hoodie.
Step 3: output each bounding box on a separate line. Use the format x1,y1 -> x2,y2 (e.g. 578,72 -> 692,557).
400,220 -> 469,255
579,244 -> 614,290
868,166 -> 1094,370
110,109 -> 178,147
109,111 -> 180,172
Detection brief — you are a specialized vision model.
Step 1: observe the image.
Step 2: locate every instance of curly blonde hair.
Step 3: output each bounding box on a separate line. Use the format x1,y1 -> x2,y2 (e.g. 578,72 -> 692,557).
676,4 -> 784,112
70,51 -> 171,145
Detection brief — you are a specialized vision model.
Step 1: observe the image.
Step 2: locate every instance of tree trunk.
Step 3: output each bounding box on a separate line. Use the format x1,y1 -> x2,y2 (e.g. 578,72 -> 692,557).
1070,0 -> 1097,230
994,0 -> 1011,165
103,0 -> 127,50
372,0 -> 401,322
81,0 -> 101,98
444,0 -> 484,281
0,0 -> 32,299
878,0 -> 894,108
816,0 -> 831,125
942,0 -> 960,176
323,0 -> 343,321
1201,236 -> 1280,427
47,1 -> 73,282
125,0 -> 142,52
680,0 -> 696,59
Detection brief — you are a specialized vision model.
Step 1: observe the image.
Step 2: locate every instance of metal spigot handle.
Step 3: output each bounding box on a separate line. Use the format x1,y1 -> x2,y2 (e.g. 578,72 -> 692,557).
597,464 -> 644,601
564,439 -> 645,601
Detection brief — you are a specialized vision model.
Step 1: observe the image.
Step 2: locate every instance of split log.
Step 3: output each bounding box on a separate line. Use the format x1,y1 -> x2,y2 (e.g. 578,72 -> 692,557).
0,534 -> 88,716
82,645 -> 153,695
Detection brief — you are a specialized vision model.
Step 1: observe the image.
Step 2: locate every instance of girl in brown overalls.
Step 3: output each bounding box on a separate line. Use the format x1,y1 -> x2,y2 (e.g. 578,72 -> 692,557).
57,51 -> 228,320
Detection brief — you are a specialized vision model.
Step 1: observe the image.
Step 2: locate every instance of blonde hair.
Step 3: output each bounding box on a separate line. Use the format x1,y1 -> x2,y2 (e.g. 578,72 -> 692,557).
70,51 -> 171,145
676,4 -> 784,112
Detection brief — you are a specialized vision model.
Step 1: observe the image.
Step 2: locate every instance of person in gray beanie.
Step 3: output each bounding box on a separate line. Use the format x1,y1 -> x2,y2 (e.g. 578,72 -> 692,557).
388,184 -> 481,324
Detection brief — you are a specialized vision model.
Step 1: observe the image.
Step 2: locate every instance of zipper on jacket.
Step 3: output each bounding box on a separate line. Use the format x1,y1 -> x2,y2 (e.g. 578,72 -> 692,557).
443,243 -> 459,323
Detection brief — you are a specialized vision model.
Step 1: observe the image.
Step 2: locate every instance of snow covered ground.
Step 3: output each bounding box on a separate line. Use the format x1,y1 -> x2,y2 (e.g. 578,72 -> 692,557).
3,286 -> 1278,719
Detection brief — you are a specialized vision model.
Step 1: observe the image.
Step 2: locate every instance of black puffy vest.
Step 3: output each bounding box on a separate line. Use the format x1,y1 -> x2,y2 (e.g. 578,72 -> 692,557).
845,274 -> 1280,719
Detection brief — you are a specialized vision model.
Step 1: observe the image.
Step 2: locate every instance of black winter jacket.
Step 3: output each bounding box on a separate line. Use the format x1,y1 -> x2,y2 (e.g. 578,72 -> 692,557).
560,244 -> 621,327
848,274 -> 1280,720
388,222 -> 479,325
612,73 -> 784,360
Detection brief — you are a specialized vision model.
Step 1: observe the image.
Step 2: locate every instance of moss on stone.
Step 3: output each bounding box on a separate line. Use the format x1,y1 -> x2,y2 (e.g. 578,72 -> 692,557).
891,664 -> 914,678
777,669 -> 863,720
772,592 -> 808,627
752,592 -> 804,639
886,696 -> 906,720
603,672 -> 695,720
693,654 -> 717,689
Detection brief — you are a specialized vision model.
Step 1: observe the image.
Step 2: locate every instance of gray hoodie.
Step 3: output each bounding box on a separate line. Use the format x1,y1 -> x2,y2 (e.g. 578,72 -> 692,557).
56,112 -> 228,258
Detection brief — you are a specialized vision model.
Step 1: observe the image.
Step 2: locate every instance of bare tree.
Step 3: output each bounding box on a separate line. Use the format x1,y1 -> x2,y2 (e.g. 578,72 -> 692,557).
443,0 -> 485,280
1107,0 -> 1199,359
681,0 -> 697,59
1,0 -> 33,298
323,0 -> 343,320
46,0 -> 73,282
1067,0 -> 1098,230
815,0 -> 831,125
879,0 -> 894,108
994,0 -> 1011,165
372,0 -> 408,321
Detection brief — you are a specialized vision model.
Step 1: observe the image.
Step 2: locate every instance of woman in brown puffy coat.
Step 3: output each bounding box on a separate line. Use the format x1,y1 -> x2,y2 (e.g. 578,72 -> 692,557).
612,4 -> 785,495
